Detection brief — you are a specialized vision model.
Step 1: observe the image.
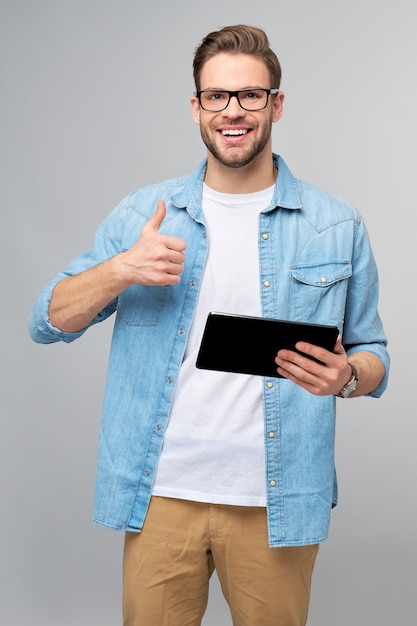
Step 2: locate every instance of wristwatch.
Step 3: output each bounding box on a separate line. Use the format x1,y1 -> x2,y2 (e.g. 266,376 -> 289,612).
335,363 -> 359,398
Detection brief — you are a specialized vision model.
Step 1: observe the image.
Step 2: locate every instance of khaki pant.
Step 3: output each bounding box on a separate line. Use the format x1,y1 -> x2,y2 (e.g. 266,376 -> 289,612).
123,496 -> 319,626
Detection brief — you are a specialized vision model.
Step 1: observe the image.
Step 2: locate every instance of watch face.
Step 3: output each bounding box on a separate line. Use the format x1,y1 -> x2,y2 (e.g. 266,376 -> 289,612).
341,379 -> 358,397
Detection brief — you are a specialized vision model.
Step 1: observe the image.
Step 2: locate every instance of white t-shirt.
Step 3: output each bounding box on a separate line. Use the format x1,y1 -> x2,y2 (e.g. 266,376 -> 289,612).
152,183 -> 274,506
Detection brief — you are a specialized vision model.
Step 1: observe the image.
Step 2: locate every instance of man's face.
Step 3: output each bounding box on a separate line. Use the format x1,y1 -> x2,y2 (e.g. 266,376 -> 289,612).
191,53 -> 284,170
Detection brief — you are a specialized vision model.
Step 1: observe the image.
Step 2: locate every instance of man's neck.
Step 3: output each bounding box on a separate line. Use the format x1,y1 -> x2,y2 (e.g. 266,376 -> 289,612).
204,153 -> 277,194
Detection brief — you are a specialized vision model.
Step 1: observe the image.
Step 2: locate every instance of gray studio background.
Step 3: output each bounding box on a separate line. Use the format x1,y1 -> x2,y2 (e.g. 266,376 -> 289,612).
1,1 -> 415,624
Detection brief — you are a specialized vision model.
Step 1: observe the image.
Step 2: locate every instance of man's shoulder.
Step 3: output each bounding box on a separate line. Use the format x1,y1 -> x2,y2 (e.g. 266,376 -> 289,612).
275,156 -> 361,225
124,159 -> 207,216
296,178 -> 361,229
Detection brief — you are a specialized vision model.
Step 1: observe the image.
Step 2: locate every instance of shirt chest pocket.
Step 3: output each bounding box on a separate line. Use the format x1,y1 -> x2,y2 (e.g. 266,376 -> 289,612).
290,261 -> 352,326
117,285 -> 169,326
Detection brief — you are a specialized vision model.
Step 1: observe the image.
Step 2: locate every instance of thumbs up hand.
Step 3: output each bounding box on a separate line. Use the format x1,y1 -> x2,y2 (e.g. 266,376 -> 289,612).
120,200 -> 186,286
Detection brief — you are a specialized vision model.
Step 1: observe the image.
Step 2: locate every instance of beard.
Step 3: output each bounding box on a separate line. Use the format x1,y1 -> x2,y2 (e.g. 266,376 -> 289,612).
199,116 -> 273,169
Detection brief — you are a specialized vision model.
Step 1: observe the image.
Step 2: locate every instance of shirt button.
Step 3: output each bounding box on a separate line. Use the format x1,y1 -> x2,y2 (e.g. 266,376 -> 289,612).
145,470 -> 151,477
320,277 -> 327,283
270,480 -> 277,487
167,377 -> 173,383
263,280 -> 270,288
190,280 -> 196,286
262,233 -> 269,240
267,381 -> 273,388
269,432 -> 275,438
179,328 -> 185,334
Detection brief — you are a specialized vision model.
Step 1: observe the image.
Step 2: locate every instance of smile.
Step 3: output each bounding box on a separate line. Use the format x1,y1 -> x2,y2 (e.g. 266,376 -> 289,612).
220,129 -> 248,136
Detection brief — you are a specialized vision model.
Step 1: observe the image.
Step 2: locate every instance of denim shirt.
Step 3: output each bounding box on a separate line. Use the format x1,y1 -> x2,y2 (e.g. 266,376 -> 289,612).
29,155 -> 389,547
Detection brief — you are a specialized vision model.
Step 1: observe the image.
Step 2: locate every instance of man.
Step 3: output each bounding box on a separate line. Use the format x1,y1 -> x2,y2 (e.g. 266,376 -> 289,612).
29,24 -> 389,626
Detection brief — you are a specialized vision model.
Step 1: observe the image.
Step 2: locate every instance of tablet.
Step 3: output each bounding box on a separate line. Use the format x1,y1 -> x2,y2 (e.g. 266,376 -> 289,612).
196,312 -> 339,378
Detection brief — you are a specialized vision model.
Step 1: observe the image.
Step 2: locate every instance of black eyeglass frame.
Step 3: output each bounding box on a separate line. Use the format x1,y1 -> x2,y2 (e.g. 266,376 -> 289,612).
194,88 -> 279,112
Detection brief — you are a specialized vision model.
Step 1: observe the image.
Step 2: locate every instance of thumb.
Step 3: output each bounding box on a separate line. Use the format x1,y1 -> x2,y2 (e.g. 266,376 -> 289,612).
333,335 -> 346,355
147,199 -> 167,232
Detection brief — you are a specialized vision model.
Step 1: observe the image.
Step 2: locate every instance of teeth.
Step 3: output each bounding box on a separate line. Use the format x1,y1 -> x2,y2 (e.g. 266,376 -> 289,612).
221,129 -> 248,136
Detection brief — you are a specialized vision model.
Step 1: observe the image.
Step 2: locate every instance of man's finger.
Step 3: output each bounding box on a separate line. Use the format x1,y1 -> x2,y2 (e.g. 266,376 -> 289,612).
146,199 -> 167,232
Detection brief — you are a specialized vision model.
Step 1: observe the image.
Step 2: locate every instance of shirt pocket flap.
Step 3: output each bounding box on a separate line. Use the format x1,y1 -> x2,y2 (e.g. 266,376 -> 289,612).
290,261 -> 352,287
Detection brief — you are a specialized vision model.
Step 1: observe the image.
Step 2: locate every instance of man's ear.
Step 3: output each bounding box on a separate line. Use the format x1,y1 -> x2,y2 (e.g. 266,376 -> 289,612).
272,91 -> 285,123
190,96 -> 201,125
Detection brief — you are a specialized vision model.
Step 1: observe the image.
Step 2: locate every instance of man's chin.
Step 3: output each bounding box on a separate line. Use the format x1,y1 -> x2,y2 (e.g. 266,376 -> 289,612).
208,146 -> 254,169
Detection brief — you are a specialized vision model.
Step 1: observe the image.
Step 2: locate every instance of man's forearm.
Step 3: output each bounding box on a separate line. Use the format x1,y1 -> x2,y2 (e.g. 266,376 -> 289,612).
49,255 -> 130,333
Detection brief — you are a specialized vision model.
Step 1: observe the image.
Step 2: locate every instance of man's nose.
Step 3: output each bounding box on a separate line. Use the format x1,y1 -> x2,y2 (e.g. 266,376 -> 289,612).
225,94 -> 243,115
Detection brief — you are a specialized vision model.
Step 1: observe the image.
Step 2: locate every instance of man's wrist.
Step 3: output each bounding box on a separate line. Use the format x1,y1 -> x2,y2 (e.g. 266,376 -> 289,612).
335,362 -> 359,398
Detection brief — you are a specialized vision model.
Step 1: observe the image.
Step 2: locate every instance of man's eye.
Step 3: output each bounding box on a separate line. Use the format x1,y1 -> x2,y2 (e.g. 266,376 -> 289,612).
241,91 -> 262,100
208,92 -> 227,101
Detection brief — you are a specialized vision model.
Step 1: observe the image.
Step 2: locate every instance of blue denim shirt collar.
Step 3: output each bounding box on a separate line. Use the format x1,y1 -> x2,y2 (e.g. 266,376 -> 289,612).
172,154 -> 303,217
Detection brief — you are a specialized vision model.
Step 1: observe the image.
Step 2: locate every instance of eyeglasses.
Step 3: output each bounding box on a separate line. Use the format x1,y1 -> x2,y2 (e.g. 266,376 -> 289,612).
195,88 -> 279,112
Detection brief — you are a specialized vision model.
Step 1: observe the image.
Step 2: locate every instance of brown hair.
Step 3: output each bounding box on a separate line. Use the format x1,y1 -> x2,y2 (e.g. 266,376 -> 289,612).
193,24 -> 282,91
